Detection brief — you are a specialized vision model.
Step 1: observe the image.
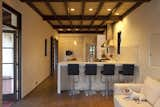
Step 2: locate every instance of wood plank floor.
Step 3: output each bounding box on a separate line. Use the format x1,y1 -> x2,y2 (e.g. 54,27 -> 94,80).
12,75 -> 114,107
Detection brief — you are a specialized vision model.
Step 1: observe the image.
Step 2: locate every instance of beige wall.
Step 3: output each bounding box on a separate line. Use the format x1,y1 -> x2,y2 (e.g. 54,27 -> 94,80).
3,0 -> 57,97
0,1 -> 2,106
114,0 -> 160,81
58,34 -> 97,62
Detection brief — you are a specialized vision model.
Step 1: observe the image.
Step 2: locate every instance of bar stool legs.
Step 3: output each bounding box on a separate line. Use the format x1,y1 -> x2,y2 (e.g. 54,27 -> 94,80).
85,76 -> 96,96
69,76 -> 80,96
101,77 -> 108,96
101,76 -> 113,96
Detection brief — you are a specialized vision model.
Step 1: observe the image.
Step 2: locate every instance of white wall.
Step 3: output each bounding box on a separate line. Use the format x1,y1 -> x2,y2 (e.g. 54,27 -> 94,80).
58,34 -> 97,62
3,0 -> 58,97
0,1 -> 2,106
114,0 -> 160,81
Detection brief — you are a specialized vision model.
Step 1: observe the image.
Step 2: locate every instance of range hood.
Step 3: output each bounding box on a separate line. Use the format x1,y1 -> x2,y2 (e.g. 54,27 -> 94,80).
101,40 -> 109,48
101,24 -> 113,48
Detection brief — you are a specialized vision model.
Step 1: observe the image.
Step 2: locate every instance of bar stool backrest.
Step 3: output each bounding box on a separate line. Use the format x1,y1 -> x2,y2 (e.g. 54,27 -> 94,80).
122,64 -> 134,75
85,64 -> 97,75
68,64 -> 79,75
102,64 -> 115,75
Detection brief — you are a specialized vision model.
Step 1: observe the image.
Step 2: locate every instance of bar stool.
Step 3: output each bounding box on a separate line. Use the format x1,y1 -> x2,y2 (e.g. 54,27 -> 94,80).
101,64 -> 115,96
119,64 -> 135,83
85,64 -> 97,96
67,64 -> 80,96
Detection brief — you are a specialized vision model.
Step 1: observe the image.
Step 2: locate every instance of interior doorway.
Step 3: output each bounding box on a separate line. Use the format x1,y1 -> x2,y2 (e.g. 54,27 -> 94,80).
2,3 -> 22,101
50,37 -> 58,74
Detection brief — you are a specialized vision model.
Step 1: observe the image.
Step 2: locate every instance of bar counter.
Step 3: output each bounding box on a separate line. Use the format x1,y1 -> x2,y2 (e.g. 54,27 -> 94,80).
57,61 -> 138,94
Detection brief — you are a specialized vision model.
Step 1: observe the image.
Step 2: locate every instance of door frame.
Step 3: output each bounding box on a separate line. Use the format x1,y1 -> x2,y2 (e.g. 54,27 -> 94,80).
2,30 -> 17,101
54,39 -> 58,72
2,2 -> 22,100
50,37 -> 59,74
50,36 -> 54,75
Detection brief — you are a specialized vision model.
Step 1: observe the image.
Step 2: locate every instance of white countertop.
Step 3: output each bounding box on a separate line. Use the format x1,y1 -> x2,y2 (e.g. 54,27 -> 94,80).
58,61 -> 137,66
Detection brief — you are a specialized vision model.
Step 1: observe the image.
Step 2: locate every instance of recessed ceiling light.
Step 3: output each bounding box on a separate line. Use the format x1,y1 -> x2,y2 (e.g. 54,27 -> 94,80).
115,13 -> 120,15
59,29 -> 63,31
70,8 -> 75,11
75,28 -> 79,31
67,28 -> 71,31
74,40 -> 77,46
107,8 -> 112,11
89,8 -> 93,11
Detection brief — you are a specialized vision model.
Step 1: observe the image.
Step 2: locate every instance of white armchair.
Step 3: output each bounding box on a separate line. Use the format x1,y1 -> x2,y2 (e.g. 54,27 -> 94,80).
114,83 -> 152,107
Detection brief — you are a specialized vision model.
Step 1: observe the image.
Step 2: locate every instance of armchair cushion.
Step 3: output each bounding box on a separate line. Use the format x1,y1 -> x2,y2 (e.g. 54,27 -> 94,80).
114,95 -> 152,107
114,83 -> 143,95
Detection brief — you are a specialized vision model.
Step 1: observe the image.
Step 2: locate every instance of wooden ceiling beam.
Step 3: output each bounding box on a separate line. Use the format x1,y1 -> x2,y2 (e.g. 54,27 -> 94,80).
43,15 -> 122,20
45,2 -> 63,25
80,0 -> 85,26
21,0 -> 151,3
64,0 -> 72,25
89,0 -> 104,26
99,2 -> 122,25
58,30 -> 104,34
52,25 -> 107,28
27,2 -> 43,16
122,2 -> 143,18
21,0 -> 151,33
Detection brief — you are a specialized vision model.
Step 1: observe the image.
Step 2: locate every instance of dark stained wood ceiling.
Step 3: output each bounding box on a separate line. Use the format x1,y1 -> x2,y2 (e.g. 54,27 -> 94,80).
20,0 -> 151,33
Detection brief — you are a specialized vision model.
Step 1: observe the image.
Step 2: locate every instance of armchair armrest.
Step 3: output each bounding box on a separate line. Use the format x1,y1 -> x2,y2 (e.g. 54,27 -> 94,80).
114,83 -> 143,95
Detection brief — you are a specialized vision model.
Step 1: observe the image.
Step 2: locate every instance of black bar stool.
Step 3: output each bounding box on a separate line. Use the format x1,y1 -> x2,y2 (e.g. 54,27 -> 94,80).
101,64 -> 115,96
67,64 -> 80,96
85,64 -> 97,96
119,64 -> 135,83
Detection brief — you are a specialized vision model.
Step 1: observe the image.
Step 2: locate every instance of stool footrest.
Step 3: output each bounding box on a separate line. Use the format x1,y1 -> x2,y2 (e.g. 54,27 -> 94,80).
69,90 -> 80,96
85,90 -> 96,96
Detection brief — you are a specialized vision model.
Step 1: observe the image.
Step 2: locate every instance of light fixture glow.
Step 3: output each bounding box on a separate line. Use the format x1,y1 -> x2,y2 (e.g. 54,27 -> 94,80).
70,8 -> 75,11
75,28 -> 79,31
59,28 -> 63,31
74,40 -> 77,46
115,13 -> 120,15
89,8 -> 93,11
67,28 -> 71,31
107,8 -> 112,11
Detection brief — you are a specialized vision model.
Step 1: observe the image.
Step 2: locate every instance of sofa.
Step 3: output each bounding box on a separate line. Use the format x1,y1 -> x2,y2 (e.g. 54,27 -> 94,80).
114,77 -> 160,107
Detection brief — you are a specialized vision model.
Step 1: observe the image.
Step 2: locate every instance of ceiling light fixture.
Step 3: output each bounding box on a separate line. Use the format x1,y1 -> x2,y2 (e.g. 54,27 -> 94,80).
115,13 -> 120,15
75,28 -> 79,31
67,28 -> 71,31
89,8 -> 93,11
59,29 -> 63,31
70,8 -> 75,11
74,40 -> 77,46
107,8 -> 112,11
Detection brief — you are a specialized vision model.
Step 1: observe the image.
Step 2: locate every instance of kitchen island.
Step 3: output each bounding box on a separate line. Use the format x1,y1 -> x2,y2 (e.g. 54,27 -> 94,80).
57,61 -> 139,94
